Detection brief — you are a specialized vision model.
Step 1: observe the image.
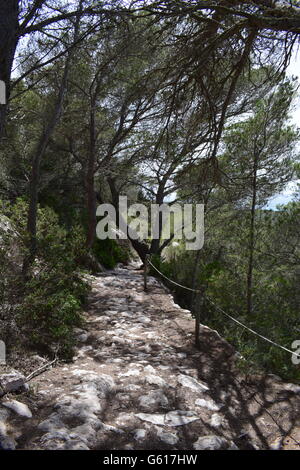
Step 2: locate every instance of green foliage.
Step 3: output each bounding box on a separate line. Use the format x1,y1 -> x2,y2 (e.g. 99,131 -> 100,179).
0,198 -> 90,360
92,238 -> 130,269
163,203 -> 300,382
0,200 -> 26,345
19,271 -> 88,360
150,254 -> 178,285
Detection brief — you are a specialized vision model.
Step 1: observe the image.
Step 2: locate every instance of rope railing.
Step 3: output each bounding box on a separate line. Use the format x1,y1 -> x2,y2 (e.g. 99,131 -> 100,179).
146,256 -> 300,360
148,257 -> 202,293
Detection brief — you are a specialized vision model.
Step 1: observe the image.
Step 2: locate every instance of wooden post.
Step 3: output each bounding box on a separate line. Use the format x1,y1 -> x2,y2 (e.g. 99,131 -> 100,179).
195,316 -> 200,349
144,254 -> 149,292
194,291 -> 201,349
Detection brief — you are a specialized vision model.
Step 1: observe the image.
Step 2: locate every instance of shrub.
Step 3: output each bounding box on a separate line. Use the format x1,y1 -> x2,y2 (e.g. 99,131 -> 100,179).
92,238 -> 130,269
0,198 -> 90,360
19,270 -> 88,360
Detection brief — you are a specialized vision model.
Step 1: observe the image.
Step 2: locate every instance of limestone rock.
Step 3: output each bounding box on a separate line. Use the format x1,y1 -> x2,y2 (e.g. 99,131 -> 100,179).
133,429 -> 146,441
120,368 -> 141,377
3,400 -> 32,419
282,383 -> 300,394
138,390 -> 169,410
0,435 -> 16,450
145,374 -> 168,387
177,374 -> 209,392
210,413 -> 223,428
0,409 -> 9,423
0,370 -> 26,394
0,411 -> 16,449
193,435 -> 238,450
136,410 -> 199,427
270,437 -> 283,450
156,427 -> 178,445
195,398 -> 222,411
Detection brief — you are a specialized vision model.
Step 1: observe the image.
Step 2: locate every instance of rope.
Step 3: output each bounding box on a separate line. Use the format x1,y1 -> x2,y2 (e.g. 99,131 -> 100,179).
205,296 -> 300,359
147,257 -> 300,359
148,259 -> 201,293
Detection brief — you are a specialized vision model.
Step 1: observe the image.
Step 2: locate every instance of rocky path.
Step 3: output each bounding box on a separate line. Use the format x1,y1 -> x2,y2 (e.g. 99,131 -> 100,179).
1,264 -> 300,450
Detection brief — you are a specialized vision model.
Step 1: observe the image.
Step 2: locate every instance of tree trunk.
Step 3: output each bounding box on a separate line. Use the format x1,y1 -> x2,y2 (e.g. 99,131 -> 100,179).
107,177 -> 150,262
150,207 -> 163,254
190,248 -> 202,311
23,8 -> 82,274
23,63 -> 70,274
246,154 -> 258,315
150,185 -> 166,255
85,102 -> 97,249
0,0 -> 19,138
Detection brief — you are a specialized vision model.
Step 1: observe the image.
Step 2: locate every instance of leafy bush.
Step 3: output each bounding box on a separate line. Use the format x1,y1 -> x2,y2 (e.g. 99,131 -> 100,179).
19,270 -> 88,360
0,198 -> 90,360
154,237 -> 300,383
0,206 -> 24,347
20,219 -> 90,359
92,238 -> 130,269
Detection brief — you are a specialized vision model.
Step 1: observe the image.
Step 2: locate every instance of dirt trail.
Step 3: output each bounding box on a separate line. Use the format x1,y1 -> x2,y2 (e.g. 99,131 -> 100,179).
1,264 -> 300,450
